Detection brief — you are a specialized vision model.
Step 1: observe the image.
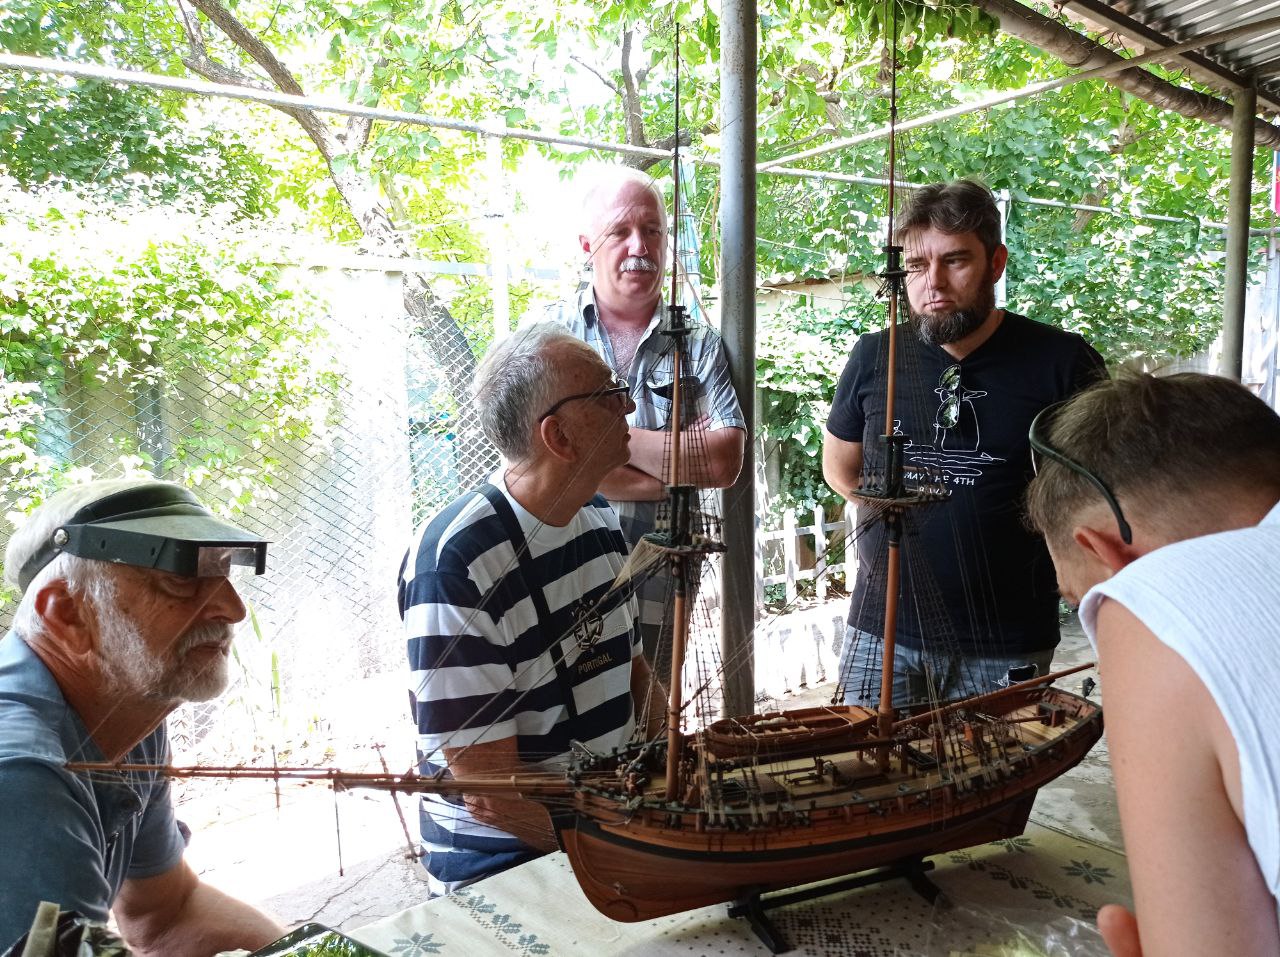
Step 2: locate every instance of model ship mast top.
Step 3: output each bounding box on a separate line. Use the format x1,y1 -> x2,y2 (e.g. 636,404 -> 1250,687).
649,33 -> 709,801
845,1 -> 946,764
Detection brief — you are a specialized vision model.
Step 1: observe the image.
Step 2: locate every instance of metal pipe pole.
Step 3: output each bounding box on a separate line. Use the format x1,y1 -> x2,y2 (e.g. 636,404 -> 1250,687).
0,53 -> 673,162
719,0 -> 758,718
485,135 -> 512,340
995,188 -> 1011,308
1220,81 -> 1257,382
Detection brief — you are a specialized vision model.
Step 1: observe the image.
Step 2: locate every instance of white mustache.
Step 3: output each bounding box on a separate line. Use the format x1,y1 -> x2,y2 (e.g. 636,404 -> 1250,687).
177,622 -> 235,655
620,257 -> 658,273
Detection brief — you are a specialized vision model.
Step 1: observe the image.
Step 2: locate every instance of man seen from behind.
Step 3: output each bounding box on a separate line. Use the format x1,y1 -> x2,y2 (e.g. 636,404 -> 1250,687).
1026,372 -> 1280,957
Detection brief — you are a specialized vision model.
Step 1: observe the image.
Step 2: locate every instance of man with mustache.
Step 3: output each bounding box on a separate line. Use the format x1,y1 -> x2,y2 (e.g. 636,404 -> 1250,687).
823,179 -> 1105,705
541,167 -> 746,668
0,479 -> 284,955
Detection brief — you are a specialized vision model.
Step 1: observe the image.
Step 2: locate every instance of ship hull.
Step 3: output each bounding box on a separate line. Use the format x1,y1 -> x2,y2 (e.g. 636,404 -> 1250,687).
559,792 -> 1036,921
555,687 -> 1101,922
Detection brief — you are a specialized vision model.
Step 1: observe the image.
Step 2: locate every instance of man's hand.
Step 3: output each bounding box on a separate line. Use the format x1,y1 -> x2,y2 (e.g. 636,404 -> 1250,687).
444,738 -> 559,852
114,860 -> 284,957
1098,904 -> 1142,957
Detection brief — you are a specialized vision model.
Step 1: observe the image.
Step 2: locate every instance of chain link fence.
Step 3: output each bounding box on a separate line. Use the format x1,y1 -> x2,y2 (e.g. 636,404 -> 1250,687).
0,258 -> 571,760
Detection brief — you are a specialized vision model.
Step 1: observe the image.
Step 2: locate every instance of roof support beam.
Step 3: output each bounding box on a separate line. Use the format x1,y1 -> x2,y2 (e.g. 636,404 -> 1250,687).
971,0 -> 1280,148
1058,0 -> 1280,115
719,0 -> 758,719
1249,55 -> 1280,79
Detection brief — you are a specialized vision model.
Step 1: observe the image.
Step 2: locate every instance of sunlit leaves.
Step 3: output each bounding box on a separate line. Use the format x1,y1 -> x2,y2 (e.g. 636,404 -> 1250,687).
0,186 -> 340,511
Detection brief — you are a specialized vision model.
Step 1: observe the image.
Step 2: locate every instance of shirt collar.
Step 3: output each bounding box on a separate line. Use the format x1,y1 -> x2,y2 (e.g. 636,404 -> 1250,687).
583,285 -> 667,336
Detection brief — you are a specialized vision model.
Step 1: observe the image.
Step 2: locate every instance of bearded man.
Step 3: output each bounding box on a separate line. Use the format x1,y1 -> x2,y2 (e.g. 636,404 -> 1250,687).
822,179 -> 1106,705
0,479 -> 285,955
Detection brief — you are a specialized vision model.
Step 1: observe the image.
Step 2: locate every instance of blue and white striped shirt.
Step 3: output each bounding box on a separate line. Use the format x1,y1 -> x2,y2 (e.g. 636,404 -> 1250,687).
540,288 -> 746,637
399,473 -> 640,888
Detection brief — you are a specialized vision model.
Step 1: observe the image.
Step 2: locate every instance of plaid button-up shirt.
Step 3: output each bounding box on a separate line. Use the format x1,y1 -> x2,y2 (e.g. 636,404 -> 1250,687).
538,286 -> 746,652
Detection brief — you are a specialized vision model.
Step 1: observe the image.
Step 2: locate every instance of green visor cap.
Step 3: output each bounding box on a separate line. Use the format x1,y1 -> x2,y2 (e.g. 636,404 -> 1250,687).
17,483 -> 269,593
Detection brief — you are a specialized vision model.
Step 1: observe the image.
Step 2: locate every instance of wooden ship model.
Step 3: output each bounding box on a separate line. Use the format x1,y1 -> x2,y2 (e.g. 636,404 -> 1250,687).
535,33 -> 1104,923
78,189 -> 1104,939
73,24 -> 1103,940
543,263 -> 1103,927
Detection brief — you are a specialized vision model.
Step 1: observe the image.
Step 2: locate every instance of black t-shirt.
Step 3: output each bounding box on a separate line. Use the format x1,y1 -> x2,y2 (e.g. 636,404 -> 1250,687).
826,312 -> 1105,654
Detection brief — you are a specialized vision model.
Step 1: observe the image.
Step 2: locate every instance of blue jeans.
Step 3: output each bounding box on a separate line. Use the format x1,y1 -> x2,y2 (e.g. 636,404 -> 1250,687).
838,626 -> 1055,707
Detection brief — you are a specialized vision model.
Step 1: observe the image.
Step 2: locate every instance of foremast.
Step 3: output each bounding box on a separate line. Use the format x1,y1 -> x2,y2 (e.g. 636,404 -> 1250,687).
651,44 -> 727,800
660,297 -> 695,799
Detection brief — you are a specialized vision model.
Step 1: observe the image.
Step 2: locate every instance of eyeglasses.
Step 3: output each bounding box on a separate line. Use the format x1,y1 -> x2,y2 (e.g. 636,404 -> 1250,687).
1028,401 -> 1133,545
538,376 -> 631,421
936,364 -> 961,430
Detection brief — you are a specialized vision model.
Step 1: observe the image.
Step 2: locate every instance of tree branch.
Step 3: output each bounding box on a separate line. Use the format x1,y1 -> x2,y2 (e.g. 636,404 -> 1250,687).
570,54 -> 618,94
619,30 -> 647,149
185,0 -> 304,95
174,0 -> 259,88
343,56 -> 388,151
174,0 -> 336,156
629,128 -> 691,172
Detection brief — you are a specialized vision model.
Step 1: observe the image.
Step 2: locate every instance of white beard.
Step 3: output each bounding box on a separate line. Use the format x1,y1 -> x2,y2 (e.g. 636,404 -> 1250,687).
98,612 -> 233,704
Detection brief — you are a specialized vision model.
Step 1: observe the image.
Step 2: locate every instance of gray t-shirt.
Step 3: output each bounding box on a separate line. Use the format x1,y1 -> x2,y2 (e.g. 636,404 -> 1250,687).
0,632 -> 185,949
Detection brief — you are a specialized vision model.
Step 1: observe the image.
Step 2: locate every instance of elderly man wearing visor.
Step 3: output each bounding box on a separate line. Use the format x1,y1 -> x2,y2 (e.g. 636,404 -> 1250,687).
0,479 -> 285,956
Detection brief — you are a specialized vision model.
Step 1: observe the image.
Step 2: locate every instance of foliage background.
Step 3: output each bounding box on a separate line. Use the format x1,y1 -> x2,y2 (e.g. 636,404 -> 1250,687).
1,0 -> 1276,589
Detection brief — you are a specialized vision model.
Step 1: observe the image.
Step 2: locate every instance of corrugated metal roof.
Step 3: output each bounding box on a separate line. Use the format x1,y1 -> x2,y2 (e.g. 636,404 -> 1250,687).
1061,0 -> 1280,115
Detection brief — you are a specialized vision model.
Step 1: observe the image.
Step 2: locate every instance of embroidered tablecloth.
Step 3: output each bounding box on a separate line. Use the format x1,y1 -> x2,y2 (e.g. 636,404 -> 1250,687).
350,821 -> 1130,957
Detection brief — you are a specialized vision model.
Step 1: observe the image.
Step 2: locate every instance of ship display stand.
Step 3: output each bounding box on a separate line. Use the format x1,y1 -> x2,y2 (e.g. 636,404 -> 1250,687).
727,856 -> 941,953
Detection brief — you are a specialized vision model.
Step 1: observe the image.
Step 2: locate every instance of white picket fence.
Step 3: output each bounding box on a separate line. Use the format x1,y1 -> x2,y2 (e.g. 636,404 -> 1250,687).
758,501 -> 858,605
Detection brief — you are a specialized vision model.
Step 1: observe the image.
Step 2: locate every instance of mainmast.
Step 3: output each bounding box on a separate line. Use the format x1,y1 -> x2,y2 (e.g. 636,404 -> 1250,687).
878,3 -> 907,767
850,1 -> 915,772
661,34 -> 696,800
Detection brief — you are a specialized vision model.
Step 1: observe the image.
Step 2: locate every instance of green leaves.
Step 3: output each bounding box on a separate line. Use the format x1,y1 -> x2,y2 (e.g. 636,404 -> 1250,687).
756,286 -> 879,511
0,186 -> 340,514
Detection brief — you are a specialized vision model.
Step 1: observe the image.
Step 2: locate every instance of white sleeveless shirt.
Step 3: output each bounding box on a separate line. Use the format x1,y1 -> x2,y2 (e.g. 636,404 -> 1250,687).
1080,501 -> 1280,900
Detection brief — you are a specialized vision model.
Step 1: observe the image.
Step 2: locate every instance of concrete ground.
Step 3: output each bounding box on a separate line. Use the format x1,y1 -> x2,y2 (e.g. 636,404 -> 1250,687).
180,613 -> 1118,935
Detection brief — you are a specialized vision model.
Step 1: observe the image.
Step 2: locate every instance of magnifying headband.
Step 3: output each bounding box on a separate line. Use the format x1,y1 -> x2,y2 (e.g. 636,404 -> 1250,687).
16,483 -> 269,593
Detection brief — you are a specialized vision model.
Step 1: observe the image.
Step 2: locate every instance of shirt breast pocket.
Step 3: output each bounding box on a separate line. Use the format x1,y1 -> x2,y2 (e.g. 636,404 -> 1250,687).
645,371 -> 709,430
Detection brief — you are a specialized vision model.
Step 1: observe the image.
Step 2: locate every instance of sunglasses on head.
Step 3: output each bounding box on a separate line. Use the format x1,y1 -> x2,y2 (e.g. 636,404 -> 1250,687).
1028,400 -> 1133,545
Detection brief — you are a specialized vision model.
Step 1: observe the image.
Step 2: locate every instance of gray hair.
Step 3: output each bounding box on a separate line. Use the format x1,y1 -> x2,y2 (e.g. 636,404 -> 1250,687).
473,323 -> 587,461
896,178 -> 1002,259
5,477 -> 158,639
580,166 -> 668,240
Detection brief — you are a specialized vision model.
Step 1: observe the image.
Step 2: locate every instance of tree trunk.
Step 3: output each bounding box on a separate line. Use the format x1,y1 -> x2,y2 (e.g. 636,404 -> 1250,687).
178,0 -> 497,490
326,165 -> 497,488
